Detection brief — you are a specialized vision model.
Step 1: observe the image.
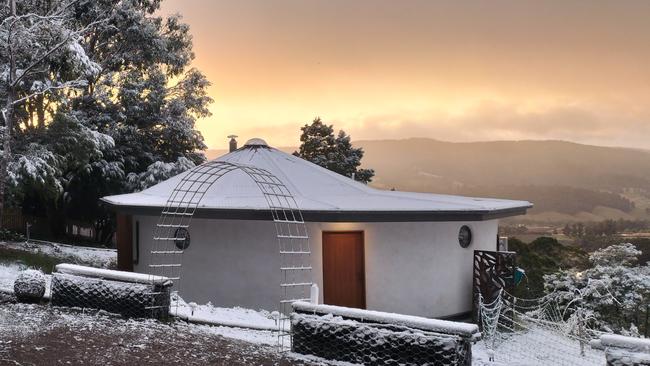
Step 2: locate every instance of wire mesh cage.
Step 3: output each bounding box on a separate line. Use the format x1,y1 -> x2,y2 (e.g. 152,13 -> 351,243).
50,272 -> 171,319
291,311 -> 473,366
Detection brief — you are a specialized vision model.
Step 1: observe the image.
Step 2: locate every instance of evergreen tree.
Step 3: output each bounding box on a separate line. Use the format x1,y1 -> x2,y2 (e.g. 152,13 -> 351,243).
294,117 -> 375,183
1,0 -> 212,238
1,0 -> 105,229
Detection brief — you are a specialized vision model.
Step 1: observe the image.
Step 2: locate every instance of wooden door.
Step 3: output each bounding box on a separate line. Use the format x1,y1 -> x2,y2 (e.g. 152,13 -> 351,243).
322,231 -> 366,308
116,213 -> 133,271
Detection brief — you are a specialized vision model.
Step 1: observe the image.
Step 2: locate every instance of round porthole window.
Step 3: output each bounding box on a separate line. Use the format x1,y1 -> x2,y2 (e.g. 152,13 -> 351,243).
458,225 -> 472,248
175,228 -> 190,250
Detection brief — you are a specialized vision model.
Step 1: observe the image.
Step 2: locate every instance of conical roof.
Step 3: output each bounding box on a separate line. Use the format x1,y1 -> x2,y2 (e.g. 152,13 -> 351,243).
102,140 -> 532,221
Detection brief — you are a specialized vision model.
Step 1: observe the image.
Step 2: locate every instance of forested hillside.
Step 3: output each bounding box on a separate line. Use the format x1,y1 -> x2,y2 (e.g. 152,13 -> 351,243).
207,138 -> 650,221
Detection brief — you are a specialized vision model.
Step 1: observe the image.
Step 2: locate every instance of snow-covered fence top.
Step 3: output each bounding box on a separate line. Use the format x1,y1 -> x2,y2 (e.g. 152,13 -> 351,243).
292,301 -> 479,338
591,334 -> 650,366
592,334 -> 650,352
54,263 -> 171,286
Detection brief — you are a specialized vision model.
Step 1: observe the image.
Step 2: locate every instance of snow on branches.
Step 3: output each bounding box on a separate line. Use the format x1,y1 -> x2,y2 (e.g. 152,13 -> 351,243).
544,243 -> 650,335
1,0 -> 212,230
8,143 -> 62,194
127,157 -> 195,192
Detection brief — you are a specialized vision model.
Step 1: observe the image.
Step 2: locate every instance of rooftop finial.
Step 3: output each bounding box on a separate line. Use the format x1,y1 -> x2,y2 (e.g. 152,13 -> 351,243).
243,138 -> 269,147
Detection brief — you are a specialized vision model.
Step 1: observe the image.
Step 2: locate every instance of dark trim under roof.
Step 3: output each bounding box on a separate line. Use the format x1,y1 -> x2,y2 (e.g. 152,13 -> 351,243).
102,203 -> 531,222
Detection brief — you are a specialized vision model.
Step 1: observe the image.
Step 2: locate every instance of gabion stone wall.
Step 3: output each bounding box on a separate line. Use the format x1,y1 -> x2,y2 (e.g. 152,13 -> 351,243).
291,312 -> 472,366
592,334 -> 650,366
51,273 -> 171,319
605,349 -> 650,366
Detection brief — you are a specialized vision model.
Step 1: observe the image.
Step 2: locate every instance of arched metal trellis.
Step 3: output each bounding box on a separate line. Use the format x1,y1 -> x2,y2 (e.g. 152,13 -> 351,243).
147,160 -> 313,349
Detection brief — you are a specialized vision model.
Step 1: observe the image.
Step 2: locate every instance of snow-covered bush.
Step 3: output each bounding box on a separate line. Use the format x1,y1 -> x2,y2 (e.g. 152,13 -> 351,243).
544,243 -> 650,335
8,143 -> 62,197
14,269 -> 47,303
0,229 -> 26,242
127,157 -> 196,191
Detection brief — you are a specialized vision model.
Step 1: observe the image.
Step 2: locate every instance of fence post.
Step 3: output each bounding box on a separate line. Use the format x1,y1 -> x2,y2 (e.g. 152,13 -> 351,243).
643,305 -> 650,338
310,284 -> 319,304
577,307 -> 586,357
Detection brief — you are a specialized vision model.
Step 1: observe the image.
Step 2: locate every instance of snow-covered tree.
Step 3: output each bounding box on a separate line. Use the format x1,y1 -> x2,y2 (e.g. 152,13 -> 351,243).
0,0 -> 104,227
545,243 -> 650,336
127,157 -> 195,192
294,117 -> 375,183
1,0 -> 212,237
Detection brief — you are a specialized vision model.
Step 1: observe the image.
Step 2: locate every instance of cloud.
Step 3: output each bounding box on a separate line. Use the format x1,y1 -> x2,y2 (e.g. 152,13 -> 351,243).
342,101 -> 650,149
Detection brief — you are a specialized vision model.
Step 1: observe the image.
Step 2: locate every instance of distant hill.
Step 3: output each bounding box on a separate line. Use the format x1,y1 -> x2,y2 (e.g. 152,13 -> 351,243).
206,139 -> 650,222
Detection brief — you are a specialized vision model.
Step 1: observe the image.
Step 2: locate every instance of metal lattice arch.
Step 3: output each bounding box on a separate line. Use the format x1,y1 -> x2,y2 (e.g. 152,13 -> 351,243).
148,160 -> 312,345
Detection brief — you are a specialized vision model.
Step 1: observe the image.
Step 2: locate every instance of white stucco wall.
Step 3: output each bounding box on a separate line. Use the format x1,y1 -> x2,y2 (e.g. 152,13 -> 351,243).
132,215 -> 498,318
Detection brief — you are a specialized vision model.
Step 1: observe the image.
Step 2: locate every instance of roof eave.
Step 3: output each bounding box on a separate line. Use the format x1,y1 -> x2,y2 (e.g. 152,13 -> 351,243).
101,201 -> 532,222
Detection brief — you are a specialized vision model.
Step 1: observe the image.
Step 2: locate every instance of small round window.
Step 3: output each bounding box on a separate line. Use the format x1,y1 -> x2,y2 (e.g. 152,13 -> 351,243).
458,225 -> 472,248
175,228 -> 190,250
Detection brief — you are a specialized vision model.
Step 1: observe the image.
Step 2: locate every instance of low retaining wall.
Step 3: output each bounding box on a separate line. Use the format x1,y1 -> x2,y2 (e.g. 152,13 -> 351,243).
592,334 -> 650,366
51,264 -> 171,319
291,302 -> 480,366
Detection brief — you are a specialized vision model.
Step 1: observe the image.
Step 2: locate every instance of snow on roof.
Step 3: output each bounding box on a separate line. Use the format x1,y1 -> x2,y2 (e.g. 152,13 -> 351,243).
102,141 -> 532,218
243,138 -> 268,147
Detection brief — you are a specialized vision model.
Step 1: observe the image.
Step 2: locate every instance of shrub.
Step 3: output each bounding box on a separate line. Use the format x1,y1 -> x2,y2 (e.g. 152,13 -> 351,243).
0,229 -> 26,242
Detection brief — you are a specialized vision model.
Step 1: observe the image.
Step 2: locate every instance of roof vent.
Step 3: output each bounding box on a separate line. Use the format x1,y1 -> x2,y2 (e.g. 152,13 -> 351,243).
243,138 -> 269,147
228,135 -> 238,152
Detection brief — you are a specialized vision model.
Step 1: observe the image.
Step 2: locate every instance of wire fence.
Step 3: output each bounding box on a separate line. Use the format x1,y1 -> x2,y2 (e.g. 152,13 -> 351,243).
477,290 -> 605,365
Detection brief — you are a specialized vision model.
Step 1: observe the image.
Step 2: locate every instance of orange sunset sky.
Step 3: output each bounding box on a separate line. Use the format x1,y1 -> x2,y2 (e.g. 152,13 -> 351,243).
159,0 -> 650,150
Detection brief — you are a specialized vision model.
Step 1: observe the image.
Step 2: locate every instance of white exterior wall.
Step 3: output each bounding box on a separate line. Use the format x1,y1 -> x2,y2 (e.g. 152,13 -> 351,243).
132,215 -> 498,318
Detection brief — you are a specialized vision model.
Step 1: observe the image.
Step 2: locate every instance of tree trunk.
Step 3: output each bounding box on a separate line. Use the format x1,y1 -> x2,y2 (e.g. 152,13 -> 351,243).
0,103 -> 12,230
0,0 -> 17,229
36,94 -> 45,129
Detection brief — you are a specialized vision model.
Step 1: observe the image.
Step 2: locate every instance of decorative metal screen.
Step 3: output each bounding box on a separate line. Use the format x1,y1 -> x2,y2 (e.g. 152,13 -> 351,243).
148,160 -> 312,349
472,250 -> 516,324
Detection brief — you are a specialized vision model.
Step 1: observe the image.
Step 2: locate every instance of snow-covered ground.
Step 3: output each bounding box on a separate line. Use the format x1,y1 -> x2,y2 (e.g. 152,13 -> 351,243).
0,240 -> 283,333
0,301 -> 328,365
0,262 -> 25,293
0,240 -> 116,294
472,327 -> 604,366
0,240 -> 116,268
174,297 -> 282,331
0,242 -> 572,366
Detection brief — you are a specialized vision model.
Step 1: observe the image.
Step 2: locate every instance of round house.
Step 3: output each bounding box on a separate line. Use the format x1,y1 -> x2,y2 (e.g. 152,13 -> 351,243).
102,138 -> 531,319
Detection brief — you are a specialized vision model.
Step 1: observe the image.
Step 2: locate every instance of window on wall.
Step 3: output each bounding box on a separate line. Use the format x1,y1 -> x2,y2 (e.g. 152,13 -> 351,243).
458,225 -> 472,248
174,228 -> 191,250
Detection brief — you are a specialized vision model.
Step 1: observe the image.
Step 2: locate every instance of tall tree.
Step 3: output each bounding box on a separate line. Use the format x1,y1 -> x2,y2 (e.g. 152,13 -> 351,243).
0,0 -> 103,228
1,0 -> 212,238
294,117 -> 375,183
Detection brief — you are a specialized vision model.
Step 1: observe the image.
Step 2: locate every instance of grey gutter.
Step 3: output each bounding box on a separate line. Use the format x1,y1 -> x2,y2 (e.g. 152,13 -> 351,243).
100,199 -> 532,222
